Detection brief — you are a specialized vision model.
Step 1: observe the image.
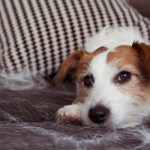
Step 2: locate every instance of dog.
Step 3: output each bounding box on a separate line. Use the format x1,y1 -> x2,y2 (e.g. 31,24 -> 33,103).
53,27 -> 150,129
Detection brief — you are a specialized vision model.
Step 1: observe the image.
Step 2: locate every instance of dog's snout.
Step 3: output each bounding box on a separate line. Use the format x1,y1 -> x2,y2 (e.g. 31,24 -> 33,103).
88,105 -> 110,124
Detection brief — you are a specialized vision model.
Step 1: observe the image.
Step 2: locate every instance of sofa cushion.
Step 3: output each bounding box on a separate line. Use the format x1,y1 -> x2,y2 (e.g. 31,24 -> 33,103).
0,0 -> 150,76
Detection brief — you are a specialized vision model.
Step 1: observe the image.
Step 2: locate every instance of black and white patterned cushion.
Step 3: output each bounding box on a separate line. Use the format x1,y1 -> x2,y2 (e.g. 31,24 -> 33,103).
0,0 -> 150,76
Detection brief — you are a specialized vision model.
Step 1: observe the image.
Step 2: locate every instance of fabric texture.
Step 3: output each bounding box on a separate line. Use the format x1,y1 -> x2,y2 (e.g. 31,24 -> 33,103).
1,85 -> 150,150
0,0 -> 150,76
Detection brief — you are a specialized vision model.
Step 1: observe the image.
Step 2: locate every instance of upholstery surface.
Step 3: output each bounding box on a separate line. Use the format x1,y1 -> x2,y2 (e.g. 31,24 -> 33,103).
0,1 -> 150,149
0,84 -> 150,150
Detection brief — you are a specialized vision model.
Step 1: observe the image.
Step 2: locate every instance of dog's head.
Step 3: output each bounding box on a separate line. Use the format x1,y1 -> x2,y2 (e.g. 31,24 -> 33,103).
53,42 -> 150,128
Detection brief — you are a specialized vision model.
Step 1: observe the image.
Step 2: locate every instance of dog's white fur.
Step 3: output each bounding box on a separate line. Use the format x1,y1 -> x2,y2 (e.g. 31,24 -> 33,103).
55,27 -> 150,129
84,27 -> 147,51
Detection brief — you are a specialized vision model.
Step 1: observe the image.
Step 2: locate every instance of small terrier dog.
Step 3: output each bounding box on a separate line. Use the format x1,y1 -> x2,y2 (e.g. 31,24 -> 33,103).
53,27 -> 150,129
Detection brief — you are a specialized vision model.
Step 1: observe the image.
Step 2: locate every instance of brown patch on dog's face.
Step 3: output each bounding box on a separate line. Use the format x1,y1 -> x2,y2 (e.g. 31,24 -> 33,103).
107,45 -> 139,71
106,44 -> 150,102
74,47 -> 107,102
73,47 -> 107,79
53,46 -> 107,86
53,46 -> 107,102
132,42 -> 150,83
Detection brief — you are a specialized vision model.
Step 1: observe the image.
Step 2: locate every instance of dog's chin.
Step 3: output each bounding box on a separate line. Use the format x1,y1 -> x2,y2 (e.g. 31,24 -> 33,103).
83,122 -> 141,130
81,118 -> 114,129
84,122 -> 114,130
82,117 -> 142,129
115,122 -> 142,129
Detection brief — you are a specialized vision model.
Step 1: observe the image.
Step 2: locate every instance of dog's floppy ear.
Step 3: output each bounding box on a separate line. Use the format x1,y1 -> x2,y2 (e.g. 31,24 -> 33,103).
132,42 -> 150,81
52,50 -> 86,86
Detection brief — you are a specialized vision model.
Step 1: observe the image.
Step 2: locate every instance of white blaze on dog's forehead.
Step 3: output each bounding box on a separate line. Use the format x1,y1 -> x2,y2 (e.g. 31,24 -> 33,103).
89,49 -> 117,84
87,49 -> 120,107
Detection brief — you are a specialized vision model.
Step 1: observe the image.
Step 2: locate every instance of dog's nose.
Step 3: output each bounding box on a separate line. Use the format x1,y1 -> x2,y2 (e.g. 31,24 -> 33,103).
88,105 -> 110,124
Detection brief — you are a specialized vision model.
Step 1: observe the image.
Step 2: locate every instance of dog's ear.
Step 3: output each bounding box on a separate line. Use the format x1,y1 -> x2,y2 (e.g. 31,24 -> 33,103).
132,42 -> 150,81
52,50 -> 86,86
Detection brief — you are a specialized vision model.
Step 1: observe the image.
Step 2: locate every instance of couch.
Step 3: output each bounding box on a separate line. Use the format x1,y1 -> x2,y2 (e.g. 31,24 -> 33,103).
0,0 -> 150,149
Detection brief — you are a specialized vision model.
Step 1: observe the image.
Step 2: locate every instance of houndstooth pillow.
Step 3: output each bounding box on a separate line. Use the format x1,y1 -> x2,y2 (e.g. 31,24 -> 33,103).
0,0 -> 150,76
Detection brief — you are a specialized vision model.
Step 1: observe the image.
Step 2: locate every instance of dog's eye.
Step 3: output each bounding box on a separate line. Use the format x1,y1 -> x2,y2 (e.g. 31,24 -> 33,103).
83,74 -> 94,87
115,71 -> 131,84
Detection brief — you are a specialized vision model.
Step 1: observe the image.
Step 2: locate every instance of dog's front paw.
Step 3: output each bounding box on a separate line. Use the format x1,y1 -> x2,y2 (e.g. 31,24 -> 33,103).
56,104 -> 81,123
